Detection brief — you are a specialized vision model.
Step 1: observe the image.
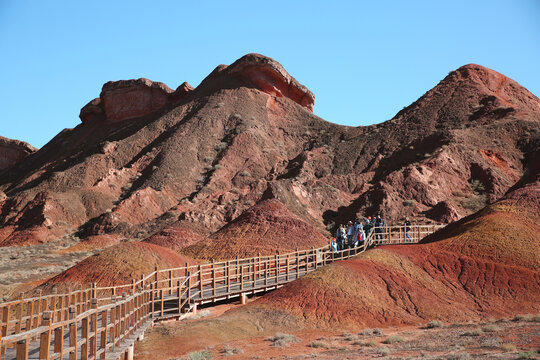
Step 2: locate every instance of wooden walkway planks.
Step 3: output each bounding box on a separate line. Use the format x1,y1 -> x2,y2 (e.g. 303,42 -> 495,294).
0,224 -> 443,360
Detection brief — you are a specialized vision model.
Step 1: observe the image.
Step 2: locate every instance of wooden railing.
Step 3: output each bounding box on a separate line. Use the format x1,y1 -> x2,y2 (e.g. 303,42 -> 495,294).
0,224 -> 443,359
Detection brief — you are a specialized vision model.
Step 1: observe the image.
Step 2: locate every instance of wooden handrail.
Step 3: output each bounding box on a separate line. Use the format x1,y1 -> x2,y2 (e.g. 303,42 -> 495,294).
0,223 -> 443,360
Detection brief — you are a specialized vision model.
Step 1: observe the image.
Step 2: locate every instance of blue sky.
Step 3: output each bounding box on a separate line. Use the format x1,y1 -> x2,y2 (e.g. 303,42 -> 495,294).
1,1 -> 539,148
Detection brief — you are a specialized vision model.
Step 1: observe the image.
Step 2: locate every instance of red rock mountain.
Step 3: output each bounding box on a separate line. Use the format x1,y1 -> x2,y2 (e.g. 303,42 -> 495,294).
0,55 -> 538,254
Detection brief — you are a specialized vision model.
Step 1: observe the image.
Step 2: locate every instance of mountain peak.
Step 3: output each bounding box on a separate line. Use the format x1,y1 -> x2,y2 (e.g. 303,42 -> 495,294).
394,63 -> 540,129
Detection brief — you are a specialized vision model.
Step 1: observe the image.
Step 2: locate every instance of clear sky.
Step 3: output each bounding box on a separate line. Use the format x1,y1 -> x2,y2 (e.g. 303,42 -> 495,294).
1,0 -> 539,148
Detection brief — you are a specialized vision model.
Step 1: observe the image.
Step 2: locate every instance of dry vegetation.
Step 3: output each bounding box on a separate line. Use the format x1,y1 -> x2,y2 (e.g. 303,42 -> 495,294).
136,307 -> 540,359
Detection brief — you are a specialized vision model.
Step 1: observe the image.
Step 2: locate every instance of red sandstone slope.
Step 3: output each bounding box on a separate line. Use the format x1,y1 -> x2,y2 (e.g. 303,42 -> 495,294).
39,242 -> 196,291
0,55 -> 538,248
143,225 -> 204,252
181,199 -> 328,260
246,168 -> 540,327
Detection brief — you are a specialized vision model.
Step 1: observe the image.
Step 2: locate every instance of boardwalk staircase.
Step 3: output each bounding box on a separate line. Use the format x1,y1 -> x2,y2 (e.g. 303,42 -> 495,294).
0,224 -> 443,360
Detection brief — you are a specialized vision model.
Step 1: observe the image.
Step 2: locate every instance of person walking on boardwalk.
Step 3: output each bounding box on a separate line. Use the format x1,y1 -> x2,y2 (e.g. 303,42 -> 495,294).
354,219 -> 362,247
364,217 -> 373,238
330,237 -> 338,252
375,215 -> 385,244
347,221 -> 355,248
405,217 -> 412,242
356,219 -> 366,246
336,224 -> 346,251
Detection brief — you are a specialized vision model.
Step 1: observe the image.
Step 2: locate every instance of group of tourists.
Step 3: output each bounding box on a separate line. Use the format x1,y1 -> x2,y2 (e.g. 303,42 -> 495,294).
330,216 -> 412,252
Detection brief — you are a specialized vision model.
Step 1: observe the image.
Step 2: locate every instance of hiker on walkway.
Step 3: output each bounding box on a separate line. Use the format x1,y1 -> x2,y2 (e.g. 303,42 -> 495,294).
335,224 -> 346,251
375,215 -> 385,244
364,216 -> 373,237
347,221 -> 355,248
405,217 -> 412,242
356,219 -> 366,246
353,219 -> 362,247
330,237 -> 338,252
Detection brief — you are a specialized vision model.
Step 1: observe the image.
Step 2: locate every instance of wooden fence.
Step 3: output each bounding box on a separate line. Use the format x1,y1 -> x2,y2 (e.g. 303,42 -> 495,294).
0,224 -> 443,359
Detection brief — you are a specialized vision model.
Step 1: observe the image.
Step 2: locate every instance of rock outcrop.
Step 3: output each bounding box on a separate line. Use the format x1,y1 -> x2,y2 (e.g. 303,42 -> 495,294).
196,53 -> 315,111
0,136 -> 36,171
226,53 -> 315,111
100,78 -> 174,122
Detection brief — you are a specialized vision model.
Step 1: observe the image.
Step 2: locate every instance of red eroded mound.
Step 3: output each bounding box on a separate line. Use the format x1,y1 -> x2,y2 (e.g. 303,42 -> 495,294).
143,225 -> 204,251
40,242 -> 196,290
249,177 -> 540,328
181,199 -> 328,260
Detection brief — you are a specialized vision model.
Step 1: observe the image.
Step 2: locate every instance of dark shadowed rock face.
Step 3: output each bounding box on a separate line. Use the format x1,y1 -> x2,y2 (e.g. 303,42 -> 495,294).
171,82 -> 194,102
0,55 -> 538,250
0,136 -> 36,171
79,98 -> 104,124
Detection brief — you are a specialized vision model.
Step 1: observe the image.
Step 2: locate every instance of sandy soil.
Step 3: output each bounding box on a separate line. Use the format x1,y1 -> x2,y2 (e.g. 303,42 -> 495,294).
135,297 -> 539,360
0,237 -> 94,300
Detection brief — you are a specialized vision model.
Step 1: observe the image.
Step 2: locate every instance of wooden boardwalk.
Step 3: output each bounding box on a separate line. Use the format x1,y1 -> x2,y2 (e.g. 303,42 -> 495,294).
0,224 -> 443,360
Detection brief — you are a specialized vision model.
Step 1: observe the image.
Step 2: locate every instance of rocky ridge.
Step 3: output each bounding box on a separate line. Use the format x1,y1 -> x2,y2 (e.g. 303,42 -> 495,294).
0,55 -> 538,254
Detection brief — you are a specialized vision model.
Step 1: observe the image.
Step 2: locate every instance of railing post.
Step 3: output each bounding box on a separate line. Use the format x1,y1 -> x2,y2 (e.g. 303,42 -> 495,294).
168,270 -> 173,296
211,259 -> 216,297
90,299 -> 98,357
177,280 -> 181,315
54,311 -> 64,359
154,266 -> 159,290
100,307 -> 108,360
121,293 -> 127,338
198,265 -> 204,300
186,272 -> 191,302
91,282 -> 96,299
286,256 -> 290,281
15,293 -> 23,334
149,284 -> 155,319
159,289 -> 164,317
226,261 -> 231,293
68,306 -> 77,360
77,286 -> 82,314
251,257 -> 256,289
295,248 -> 300,278
275,253 -> 279,283
39,311 -> 52,360
240,264 -> 244,291
81,314 -> 89,360
16,339 -> 28,360
256,253 -> 261,281
2,304 -> 11,338
264,258 -> 269,287
110,295 -> 117,351
235,256 -> 240,285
